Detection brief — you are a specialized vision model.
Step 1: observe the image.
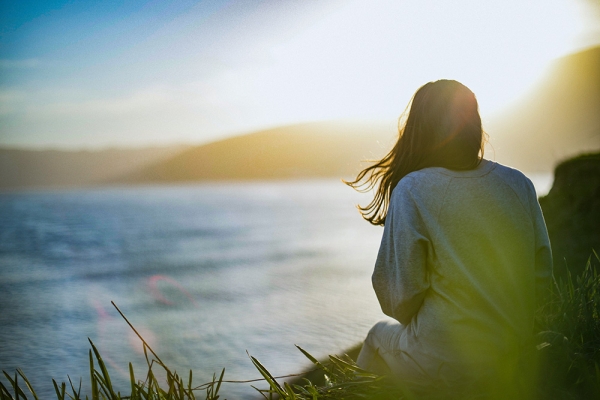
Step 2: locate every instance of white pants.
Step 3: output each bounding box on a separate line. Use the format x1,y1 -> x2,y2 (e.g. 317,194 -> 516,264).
356,319 -> 533,397
356,319 -> 420,378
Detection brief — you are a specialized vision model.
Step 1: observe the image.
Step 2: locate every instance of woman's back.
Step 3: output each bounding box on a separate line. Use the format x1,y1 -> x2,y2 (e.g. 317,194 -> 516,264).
372,160 -> 552,382
351,80 -> 553,396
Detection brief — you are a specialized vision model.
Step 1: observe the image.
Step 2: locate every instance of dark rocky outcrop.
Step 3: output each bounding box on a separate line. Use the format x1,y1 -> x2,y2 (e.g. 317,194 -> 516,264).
539,152 -> 600,279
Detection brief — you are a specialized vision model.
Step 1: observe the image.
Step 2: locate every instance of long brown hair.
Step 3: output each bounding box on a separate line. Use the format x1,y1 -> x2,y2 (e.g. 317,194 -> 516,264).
346,80 -> 485,226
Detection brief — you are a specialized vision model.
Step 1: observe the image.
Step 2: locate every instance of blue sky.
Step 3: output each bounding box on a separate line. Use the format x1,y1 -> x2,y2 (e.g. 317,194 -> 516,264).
1,0 -> 598,149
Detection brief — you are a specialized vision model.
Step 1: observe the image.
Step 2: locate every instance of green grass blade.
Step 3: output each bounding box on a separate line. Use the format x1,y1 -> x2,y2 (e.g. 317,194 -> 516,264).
0,379 -> 15,399
213,368 -> 225,399
52,379 -> 66,400
66,376 -> 82,400
128,363 -> 137,399
15,369 -> 39,400
295,345 -> 332,376
249,355 -> 285,397
13,373 -> 20,400
2,371 -> 27,400
88,339 -> 117,399
250,385 -> 271,400
187,369 -> 194,400
88,350 -> 99,400
328,354 -> 365,373
111,302 -> 174,379
93,369 -> 116,400
284,382 -> 297,399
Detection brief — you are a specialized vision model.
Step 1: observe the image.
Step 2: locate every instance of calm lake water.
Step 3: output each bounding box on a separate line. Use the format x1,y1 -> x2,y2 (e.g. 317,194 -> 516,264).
0,175 -> 552,399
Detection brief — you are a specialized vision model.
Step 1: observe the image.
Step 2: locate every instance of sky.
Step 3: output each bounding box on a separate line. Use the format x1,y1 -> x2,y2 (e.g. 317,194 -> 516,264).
1,0 -> 599,149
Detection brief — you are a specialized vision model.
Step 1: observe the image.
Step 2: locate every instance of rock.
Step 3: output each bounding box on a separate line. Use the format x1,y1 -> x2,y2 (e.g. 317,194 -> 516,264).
539,152 -> 600,279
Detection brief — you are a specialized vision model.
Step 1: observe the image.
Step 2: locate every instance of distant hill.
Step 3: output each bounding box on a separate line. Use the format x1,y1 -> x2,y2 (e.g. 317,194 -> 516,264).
114,122 -> 395,183
122,47 -> 600,184
1,47 -> 599,189
0,146 -> 187,190
487,46 -> 600,171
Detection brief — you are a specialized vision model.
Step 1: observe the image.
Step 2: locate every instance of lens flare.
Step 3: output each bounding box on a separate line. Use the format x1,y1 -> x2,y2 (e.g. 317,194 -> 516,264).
147,275 -> 198,307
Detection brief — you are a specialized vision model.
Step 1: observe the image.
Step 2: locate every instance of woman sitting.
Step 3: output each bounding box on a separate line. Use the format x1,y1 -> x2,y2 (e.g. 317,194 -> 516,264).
347,80 -> 553,397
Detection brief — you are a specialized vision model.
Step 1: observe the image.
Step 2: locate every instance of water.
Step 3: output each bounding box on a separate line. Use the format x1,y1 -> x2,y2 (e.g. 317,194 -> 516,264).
0,175 -> 552,399
0,180 -> 385,399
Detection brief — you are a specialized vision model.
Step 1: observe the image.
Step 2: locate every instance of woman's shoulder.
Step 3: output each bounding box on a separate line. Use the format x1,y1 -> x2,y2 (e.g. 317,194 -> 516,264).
396,168 -> 447,192
396,160 -> 536,197
417,159 -> 532,186
397,159 -> 492,190
488,161 -> 536,193
392,167 -> 454,202
490,160 -> 527,178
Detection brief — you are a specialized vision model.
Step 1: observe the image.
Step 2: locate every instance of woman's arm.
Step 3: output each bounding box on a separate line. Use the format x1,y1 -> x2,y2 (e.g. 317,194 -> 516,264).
372,180 -> 430,325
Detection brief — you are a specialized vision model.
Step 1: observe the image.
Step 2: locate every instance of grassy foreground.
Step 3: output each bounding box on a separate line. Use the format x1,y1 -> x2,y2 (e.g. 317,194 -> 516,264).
2,254 -> 599,400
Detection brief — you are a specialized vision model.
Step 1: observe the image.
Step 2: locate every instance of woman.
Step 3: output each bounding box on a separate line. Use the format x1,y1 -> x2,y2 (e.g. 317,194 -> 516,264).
347,80 -> 553,395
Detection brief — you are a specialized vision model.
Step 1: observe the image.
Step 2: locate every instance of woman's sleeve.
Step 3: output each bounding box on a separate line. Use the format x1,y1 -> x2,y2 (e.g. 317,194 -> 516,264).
528,181 -> 553,308
372,181 -> 430,325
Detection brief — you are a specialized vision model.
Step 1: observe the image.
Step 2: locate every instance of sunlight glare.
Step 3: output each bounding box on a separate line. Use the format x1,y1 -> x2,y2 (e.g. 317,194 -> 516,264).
252,0 -> 580,122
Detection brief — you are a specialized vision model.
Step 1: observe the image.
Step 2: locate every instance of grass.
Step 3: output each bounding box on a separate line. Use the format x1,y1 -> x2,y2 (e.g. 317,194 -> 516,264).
1,253 -> 599,400
534,252 -> 600,399
1,301 -> 226,400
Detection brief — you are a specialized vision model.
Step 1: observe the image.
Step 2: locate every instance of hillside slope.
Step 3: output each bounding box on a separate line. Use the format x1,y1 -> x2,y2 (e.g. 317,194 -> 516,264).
116,122 -> 395,183
0,146 -> 187,190
488,46 -> 600,171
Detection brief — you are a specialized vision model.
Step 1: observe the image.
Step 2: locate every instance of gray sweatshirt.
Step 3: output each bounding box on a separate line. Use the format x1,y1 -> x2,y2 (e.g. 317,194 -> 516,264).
373,159 -> 553,379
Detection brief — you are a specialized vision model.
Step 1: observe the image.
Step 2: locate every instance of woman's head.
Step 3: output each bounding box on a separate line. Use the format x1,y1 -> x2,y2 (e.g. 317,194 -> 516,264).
402,79 -> 483,169
346,79 -> 485,225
